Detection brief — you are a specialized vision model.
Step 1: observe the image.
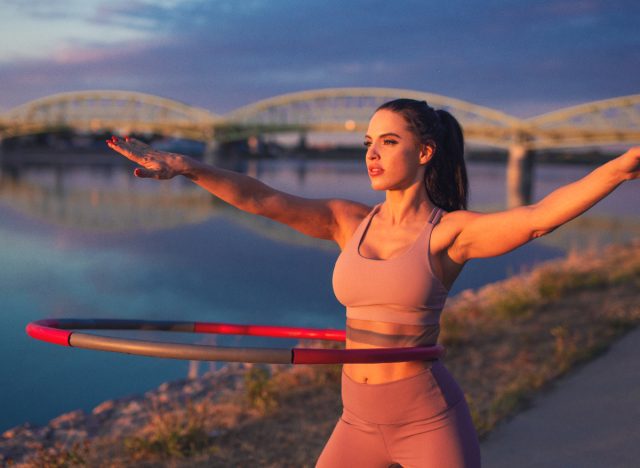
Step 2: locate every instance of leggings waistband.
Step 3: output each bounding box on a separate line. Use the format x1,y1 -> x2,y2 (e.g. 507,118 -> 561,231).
341,361 -> 465,425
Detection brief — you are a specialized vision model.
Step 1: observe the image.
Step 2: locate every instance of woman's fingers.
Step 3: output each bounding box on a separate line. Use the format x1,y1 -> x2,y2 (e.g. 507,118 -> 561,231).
107,137 -> 161,168
626,147 -> 640,180
134,167 -> 158,178
125,136 -> 150,149
610,147 -> 640,182
106,137 -> 146,165
135,167 -> 175,179
107,135 -> 176,179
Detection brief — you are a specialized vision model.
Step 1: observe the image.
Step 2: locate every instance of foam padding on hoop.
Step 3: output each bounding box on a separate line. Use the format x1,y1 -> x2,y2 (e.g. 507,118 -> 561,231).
26,320 -> 72,347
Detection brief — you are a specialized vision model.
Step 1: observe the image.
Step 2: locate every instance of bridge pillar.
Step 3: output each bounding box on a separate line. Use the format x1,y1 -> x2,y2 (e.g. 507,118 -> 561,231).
296,133 -> 308,152
506,143 -> 534,208
203,138 -> 219,166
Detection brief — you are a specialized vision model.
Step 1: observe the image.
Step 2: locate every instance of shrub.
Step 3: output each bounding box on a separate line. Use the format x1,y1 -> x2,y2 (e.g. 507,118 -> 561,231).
244,365 -> 278,415
491,287 -> 537,320
538,269 -> 609,299
30,441 -> 90,468
440,314 -> 470,346
124,400 -> 216,460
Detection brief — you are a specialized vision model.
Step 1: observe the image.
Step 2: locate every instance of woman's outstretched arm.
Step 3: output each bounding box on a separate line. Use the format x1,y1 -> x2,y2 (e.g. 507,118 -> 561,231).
105,136 -> 369,245
446,147 -> 640,263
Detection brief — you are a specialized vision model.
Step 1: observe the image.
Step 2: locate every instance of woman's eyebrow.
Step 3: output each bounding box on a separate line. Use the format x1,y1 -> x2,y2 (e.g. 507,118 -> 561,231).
364,132 -> 402,139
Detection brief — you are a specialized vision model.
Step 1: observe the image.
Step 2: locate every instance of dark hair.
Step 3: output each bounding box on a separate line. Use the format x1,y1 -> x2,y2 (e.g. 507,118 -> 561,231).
376,98 -> 468,212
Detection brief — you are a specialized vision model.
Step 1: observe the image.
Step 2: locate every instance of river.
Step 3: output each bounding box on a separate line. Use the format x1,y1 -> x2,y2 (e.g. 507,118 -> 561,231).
0,156 -> 638,432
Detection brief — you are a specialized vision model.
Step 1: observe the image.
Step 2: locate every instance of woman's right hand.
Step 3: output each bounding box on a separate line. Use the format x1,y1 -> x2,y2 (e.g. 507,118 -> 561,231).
106,136 -> 190,179
612,146 -> 640,181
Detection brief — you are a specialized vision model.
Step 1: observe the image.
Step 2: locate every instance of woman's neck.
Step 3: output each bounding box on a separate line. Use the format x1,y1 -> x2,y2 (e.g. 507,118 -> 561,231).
382,184 -> 434,225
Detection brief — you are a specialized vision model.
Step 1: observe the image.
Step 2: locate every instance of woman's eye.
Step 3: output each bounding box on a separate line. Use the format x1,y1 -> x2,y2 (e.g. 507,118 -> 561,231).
383,139 -> 397,145
363,141 -> 371,147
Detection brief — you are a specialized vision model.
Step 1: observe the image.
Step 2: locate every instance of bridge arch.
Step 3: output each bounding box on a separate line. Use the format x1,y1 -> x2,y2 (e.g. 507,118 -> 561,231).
1,90 -> 220,141
524,94 -> 640,149
222,87 -> 523,148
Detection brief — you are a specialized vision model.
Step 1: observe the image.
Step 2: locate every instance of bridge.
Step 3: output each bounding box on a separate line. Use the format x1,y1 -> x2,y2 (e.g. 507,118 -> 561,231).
1,88 -> 639,206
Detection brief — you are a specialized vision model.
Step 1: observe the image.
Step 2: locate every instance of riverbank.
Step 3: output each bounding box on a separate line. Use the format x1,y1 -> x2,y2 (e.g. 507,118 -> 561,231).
2,240 -> 639,467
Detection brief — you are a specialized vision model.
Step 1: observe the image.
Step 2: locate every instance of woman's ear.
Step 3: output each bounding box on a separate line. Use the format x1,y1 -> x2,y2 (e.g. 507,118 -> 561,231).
419,141 -> 436,165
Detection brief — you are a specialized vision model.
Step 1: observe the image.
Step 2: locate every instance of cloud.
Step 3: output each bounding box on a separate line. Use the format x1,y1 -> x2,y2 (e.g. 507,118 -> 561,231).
0,0 -> 638,117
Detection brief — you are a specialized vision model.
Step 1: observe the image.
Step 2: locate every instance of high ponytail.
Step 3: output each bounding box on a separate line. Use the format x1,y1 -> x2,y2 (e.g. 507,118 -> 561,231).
429,109 -> 468,211
376,99 -> 468,212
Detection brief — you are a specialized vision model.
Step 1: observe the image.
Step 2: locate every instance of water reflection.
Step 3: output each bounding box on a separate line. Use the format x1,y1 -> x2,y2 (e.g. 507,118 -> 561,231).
2,157 -> 639,246
0,165 -> 216,231
0,155 -> 638,432
1,157 -> 638,251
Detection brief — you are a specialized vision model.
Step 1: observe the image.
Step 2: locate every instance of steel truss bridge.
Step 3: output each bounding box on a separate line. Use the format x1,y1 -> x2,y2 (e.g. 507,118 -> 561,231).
1,88 -> 639,206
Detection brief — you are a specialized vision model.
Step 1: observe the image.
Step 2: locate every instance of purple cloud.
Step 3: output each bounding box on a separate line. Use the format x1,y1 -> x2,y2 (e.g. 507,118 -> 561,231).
1,0 -> 638,117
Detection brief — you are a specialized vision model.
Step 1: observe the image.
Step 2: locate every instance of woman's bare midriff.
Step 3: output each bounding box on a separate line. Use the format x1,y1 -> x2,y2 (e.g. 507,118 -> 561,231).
343,359 -> 435,384
343,338 -> 437,384
344,318 -> 439,384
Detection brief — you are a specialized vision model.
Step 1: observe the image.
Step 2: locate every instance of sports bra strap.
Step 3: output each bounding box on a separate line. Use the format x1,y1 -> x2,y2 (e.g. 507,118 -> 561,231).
429,207 -> 443,225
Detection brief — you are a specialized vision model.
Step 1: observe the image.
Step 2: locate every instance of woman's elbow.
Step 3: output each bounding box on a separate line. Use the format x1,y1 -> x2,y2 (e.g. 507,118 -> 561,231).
528,204 -> 560,239
531,226 -> 558,239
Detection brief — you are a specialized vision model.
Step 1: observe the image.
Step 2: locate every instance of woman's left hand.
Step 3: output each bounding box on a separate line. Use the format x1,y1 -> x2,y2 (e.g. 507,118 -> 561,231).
613,146 -> 640,181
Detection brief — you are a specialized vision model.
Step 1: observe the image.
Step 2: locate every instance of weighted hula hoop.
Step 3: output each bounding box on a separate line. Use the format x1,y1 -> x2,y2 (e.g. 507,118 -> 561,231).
26,318 -> 445,364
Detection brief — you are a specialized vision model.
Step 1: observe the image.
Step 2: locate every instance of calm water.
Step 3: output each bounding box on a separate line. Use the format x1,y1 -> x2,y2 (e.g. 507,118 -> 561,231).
0,157 -> 638,432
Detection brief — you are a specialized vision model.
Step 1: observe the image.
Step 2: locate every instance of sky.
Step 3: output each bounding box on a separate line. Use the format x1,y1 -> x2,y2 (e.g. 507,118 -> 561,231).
0,0 -> 638,118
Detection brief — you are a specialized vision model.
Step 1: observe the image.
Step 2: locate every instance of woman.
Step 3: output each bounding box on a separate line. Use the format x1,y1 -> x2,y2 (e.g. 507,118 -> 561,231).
107,99 -> 639,467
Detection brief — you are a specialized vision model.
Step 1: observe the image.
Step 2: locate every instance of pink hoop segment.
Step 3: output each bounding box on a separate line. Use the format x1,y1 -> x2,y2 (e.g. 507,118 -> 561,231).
192,321 -> 345,341
26,319 -> 445,364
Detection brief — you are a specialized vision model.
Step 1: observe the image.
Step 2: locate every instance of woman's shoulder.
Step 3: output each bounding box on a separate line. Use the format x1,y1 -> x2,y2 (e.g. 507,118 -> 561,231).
329,199 -> 375,249
329,199 -> 373,220
431,208 -> 482,252
439,208 -> 484,226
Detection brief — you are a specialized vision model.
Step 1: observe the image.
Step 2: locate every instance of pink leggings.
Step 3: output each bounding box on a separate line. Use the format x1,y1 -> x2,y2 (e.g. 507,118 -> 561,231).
316,361 -> 481,468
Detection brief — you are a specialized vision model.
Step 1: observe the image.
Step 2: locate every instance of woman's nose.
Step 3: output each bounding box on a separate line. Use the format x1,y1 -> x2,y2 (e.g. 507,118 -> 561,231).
366,145 -> 380,159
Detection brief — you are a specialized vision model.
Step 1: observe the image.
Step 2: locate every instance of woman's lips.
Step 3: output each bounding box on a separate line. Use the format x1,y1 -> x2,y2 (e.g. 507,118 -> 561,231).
368,167 -> 384,177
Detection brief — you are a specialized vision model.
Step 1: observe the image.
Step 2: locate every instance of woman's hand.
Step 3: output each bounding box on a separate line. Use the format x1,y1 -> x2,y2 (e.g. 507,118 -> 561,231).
105,136 -> 188,179
612,146 -> 640,181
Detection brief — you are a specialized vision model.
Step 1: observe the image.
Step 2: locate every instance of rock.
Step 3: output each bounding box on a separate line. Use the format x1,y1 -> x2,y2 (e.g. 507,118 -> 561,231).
0,363 -> 259,465
121,400 -> 143,415
156,391 -> 170,403
92,399 -> 115,416
50,428 -> 88,445
50,410 -> 85,430
2,423 -> 33,440
23,439 -> 44,451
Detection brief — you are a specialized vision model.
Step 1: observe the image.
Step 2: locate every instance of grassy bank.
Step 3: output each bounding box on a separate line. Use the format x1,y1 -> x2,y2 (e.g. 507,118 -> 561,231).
441,240 -> 640,436
23,241 -> 640,467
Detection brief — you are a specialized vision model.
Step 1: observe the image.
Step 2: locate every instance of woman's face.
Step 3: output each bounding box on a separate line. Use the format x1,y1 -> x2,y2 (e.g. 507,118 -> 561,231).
364,109 -> 431,192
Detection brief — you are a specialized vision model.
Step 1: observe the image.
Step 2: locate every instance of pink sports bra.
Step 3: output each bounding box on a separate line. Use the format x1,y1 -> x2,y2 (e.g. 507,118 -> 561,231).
332,203 -> 449,348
